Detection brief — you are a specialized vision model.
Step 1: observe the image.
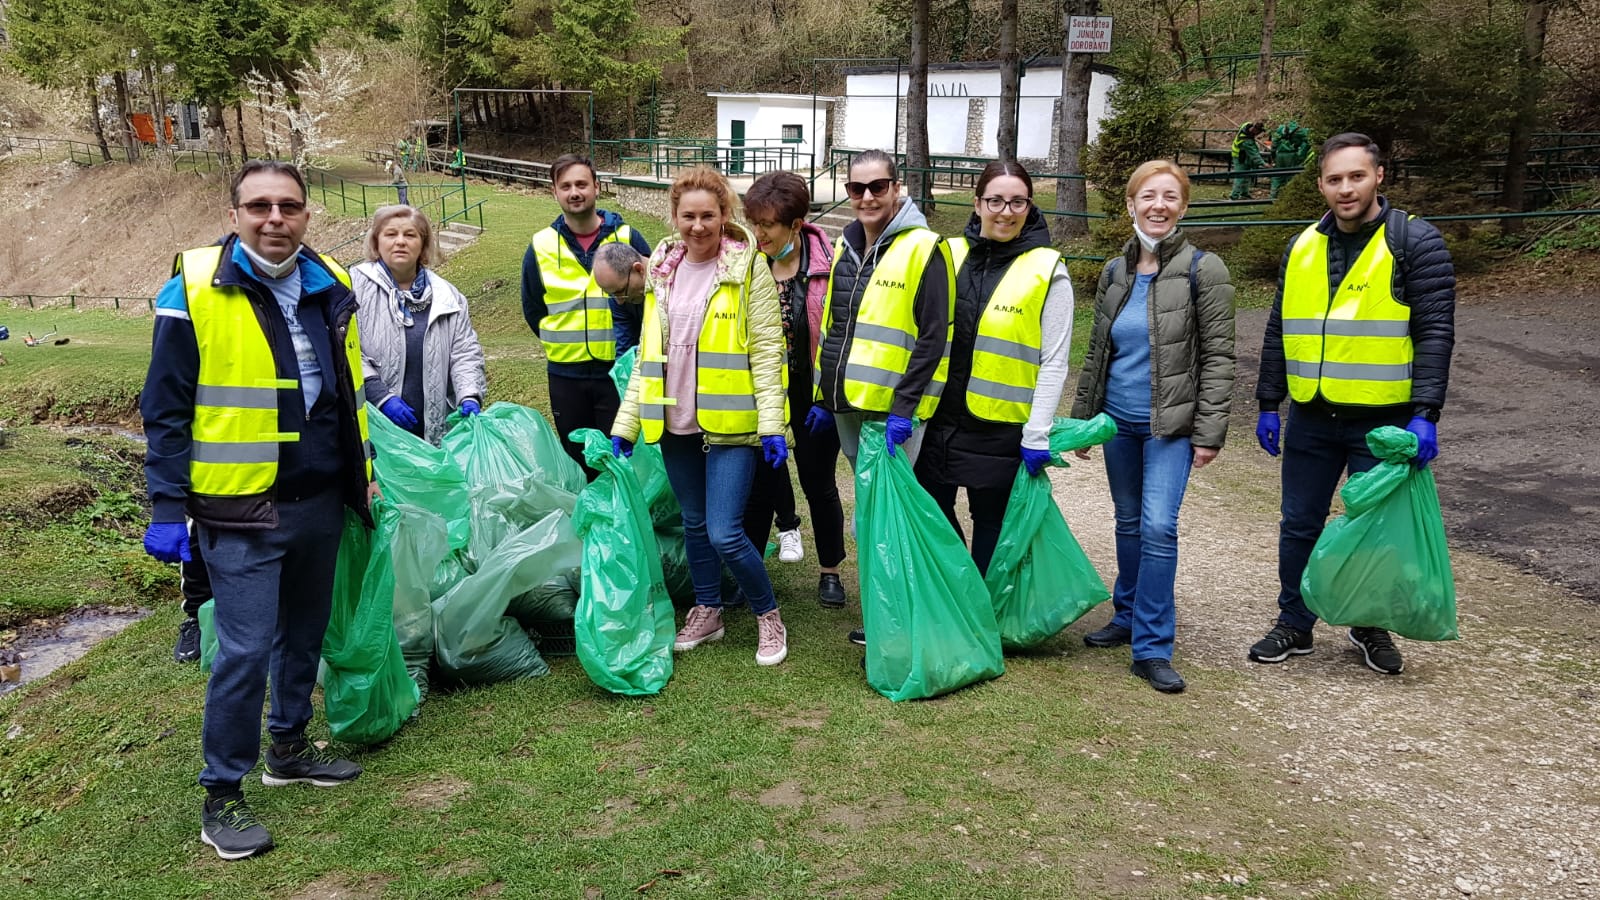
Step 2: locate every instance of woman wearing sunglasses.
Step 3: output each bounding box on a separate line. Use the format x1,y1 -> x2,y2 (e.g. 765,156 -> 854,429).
914,161 -> 1074,576
611,167 -> 792,667
352,204 -> 486,445
1071,160 -> 1236,694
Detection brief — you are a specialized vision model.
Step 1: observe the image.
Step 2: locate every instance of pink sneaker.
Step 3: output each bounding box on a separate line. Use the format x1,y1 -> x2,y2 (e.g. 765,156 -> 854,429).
674,605 -> 724,651
755,609 -> 788,666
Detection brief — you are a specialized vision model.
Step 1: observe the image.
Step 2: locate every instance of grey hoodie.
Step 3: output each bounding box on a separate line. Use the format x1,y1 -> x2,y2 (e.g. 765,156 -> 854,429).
816,197 -> 952,419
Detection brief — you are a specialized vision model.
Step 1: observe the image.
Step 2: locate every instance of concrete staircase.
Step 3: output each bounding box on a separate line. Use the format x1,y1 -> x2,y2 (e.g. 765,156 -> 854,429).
810,208 -> 854,242
435,221 -> 483,260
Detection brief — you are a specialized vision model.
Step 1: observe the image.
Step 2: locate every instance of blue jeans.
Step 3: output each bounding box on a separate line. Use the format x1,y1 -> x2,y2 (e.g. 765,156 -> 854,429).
1276,403 -> 1410,631
1102,417 -> 1194,661
196,490 -> 345,791
659,433 -> 777,615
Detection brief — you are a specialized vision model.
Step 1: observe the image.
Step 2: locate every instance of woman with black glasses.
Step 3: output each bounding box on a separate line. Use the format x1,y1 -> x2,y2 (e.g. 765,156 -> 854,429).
915,161 -> 1074,575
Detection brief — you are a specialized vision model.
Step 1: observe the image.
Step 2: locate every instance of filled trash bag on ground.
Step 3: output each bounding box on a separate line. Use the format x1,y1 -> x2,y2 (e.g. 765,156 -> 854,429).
856,420 -> 1003,700
388,504 -> 450,705
367,408 -> 471,551
1301,426 -> 1458,641
507,566 -> 582,629
321,502 -> 427,745
467,476 -> 578,563
432,510 -> 580,684
441,402 -> 586,499
197,599 -> 218,673
610,349 -> 683,527
985,415 -> 1116,650
429,549 -> 471,601
571,428 -> 676,696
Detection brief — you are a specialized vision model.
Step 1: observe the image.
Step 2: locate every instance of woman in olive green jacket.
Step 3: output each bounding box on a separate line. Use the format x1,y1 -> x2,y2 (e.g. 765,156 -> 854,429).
611,167 -> 791,668
1070,160 -> 1236,694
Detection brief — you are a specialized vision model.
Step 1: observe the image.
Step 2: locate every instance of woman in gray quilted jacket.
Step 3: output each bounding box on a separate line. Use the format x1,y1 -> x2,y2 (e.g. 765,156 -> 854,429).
352,205 -> 487,445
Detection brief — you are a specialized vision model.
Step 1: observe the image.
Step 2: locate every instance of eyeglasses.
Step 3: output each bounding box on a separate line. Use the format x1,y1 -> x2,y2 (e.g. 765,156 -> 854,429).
236,200 -> 308,217
844,178 -> 896,199
980,196 -> 1031,214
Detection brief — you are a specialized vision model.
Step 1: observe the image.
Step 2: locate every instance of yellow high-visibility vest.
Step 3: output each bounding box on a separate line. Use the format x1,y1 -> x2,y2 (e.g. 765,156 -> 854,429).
179,246 -> 372,497
635,265 -> 789,442
1281,220 -> 1413,406
947,238 -> 1059,424
531,224 -> 633,363
818,228 -> 954,419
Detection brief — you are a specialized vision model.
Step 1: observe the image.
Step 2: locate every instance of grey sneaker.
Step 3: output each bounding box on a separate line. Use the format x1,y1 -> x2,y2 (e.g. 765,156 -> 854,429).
674,605 -> 725,651
201,793 -> 273,860
755,609 -> 788,666
262,740 -> 361,787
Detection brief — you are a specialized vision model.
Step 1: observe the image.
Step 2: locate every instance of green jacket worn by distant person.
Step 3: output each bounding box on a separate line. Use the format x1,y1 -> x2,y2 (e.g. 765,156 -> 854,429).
1232,125 -> 1266,168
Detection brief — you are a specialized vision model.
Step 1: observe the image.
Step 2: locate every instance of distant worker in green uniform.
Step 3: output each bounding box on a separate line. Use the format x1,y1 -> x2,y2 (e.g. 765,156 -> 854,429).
1230,121 -> 1268,201
1269,121 -> 1313,199
449,146 -> 466,177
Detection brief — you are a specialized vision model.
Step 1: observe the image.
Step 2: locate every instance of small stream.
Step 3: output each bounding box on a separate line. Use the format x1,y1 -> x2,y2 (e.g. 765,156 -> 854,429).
1,608 -> 150,696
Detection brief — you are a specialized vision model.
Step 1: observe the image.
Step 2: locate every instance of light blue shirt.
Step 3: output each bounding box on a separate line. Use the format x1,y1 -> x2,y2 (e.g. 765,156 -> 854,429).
235,244 -> 322,413
1104,272 -> 1155,424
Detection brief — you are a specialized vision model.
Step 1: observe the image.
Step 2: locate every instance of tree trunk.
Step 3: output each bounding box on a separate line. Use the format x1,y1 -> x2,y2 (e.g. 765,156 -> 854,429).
997,0 -> 1020,162
1194,0 -> 1214,76
205,100 -> 234,174
1502,0 -> 1552,230
1162,0 -> 1189,69
113,70 -> 139,160
1256,0 -> 1277,109
283,72 -> 305,166
1053,0 -> 1098,240
87,79 -> 112,162
143,64 -> 169,153
234,101 -> 249,159
904,0 -> 931,208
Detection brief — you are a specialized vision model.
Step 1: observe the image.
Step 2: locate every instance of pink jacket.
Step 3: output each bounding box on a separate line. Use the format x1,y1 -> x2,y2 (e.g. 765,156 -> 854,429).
793,221 -> 834,363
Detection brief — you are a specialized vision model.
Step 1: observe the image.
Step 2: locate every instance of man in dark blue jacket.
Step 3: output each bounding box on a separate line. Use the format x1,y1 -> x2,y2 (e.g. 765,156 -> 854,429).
521,153 -> 652,475
141,160 -> 378,860
1249,133 -> 1456,676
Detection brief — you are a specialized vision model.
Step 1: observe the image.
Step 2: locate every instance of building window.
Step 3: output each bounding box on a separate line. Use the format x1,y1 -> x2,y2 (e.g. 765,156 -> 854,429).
782,124 -> 803,144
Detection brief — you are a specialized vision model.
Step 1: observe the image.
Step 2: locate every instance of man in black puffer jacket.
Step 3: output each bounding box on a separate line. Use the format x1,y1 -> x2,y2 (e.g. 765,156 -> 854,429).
1248,132 -> 1456,677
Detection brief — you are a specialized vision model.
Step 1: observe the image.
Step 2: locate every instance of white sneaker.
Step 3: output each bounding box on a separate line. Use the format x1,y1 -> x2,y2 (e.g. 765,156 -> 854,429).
755,609 -> 788,666
777,528 -> 804,563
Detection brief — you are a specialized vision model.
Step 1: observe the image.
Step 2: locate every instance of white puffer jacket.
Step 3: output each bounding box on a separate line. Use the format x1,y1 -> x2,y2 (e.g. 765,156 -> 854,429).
351,261 -> 487,445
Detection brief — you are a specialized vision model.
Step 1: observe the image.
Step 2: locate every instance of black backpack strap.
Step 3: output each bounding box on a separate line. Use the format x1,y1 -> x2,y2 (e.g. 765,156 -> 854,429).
1385,207 -> 1411,303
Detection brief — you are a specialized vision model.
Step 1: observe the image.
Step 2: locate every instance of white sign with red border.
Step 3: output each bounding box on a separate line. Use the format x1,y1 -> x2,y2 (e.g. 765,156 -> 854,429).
1068,16 -> 1114,54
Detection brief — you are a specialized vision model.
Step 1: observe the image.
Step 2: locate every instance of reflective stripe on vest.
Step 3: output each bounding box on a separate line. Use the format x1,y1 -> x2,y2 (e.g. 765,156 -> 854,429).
819,228 -> 953,418
947,238 -> 1058,424
635,268 -> 789,442
531,224 -> 631,363
180,246 -> 371,496
1281,222 -> 1413,406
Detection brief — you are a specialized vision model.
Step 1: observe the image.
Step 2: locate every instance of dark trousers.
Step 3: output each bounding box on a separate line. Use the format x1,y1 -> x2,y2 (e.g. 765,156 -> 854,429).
744,462 -> 802,549
921,480 -> 1012,576
548,371 -> 620,480
180,518 -> 212,619
197,490 -> 345,791
1276,403 -> 1411,631
744,378 -> 848,568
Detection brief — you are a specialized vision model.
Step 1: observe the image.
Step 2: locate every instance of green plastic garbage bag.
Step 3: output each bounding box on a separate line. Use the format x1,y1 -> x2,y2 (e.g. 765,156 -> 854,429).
367,407 -> 472,551
432,510 -> 581,685
856,420 -> 1004,701
388,504 -> 450,705
197,599 -> 218,672
985,415 -> 1116,650
467,476 -> 578,563
1301,426 -> 1458,641
571,428 -> 676,696
441,402 -> 586,498
610,349 -> 684,527
321,502 -> 426,745
429,549 -> 471,601
507,566 -> 582,629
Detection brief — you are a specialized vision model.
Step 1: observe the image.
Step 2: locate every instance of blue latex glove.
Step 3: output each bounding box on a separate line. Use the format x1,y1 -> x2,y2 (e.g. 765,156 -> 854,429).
1256,411 -> 1281,457
1406,416 -> 1438,468
1021,447 -> 1053,477
804,404 -> 835,435
762,435 -> 789,469
379,396 -> 418,431
885,414 -> 913,457
459,399 -> 481,416
143,522 -> 191,563
611,436 -> 633,458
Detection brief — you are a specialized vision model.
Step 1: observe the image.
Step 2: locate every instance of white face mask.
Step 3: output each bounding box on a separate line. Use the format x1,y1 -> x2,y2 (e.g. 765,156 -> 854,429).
1132,223 -> 1165,254
240,240 -> 301,279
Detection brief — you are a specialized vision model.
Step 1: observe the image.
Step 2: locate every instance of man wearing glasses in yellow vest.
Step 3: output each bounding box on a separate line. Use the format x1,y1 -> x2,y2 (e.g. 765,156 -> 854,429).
522,153 -> 654,474
140,160 -> 380,860
1249,133 -> 1456,677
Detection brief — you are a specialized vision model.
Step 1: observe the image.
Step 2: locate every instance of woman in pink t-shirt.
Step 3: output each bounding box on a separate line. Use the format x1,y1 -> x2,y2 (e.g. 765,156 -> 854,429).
611,168 -> 791,667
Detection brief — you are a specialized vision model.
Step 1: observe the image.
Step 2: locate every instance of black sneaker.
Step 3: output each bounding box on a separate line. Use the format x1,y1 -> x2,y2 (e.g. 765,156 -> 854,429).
818,573 -> 848,609
1248,624 -> 1314,663
1083,622 -> 1132,648
201,793 -> 273,860
173,618 -> 201,663
847,628 -> 866,647
1131,658 -> 1186,693
262,740 -> 362,787
1348,628 -> 1404,675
